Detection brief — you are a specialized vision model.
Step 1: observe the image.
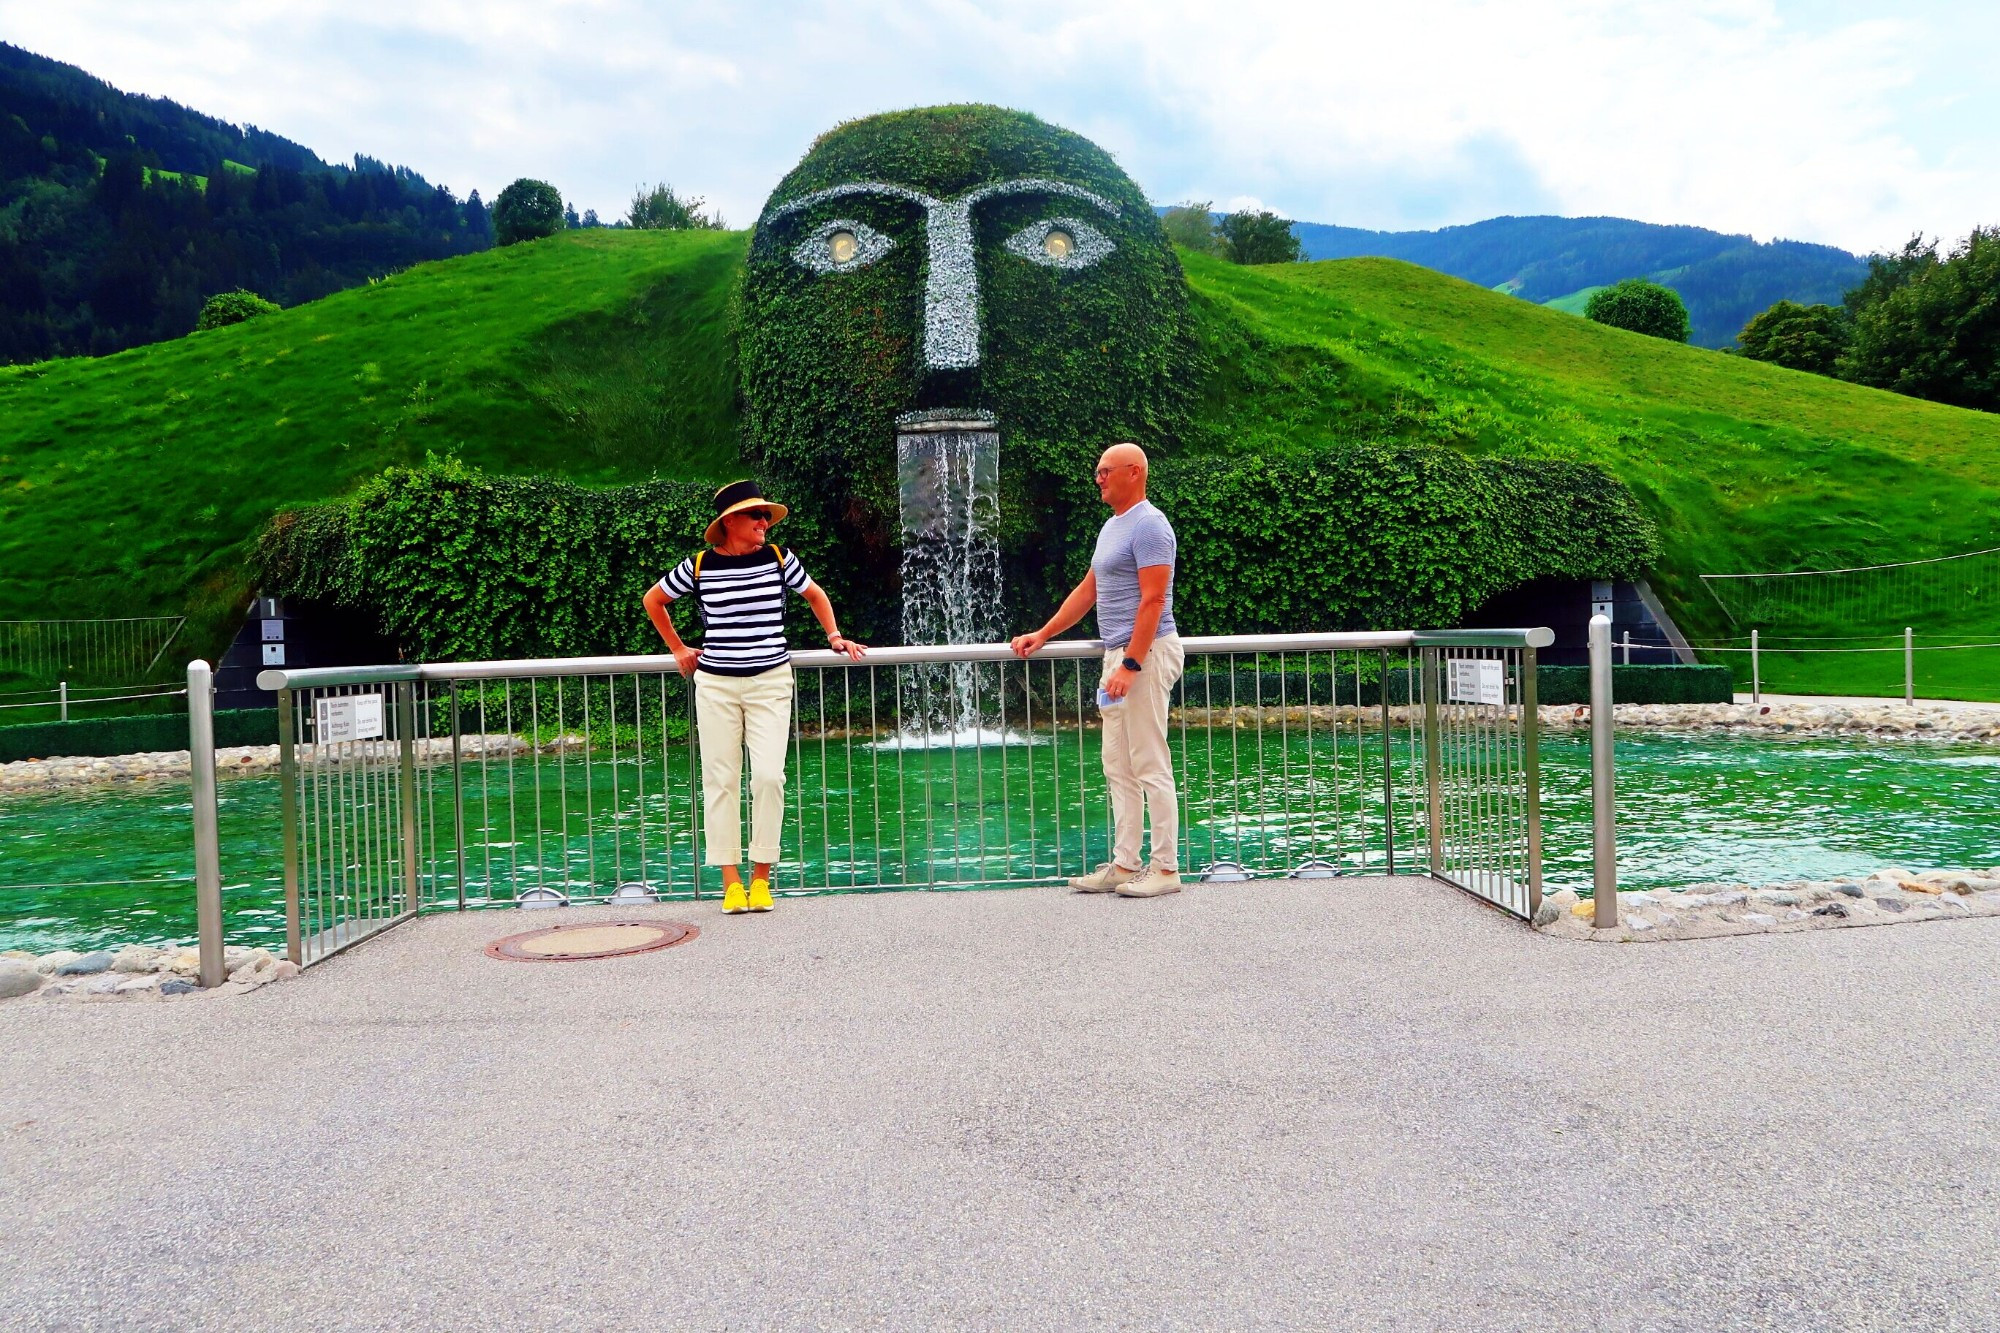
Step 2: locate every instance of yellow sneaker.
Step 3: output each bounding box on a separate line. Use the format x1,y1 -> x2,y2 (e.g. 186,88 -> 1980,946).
722,881 -> 749,914
747,878 -> 774,912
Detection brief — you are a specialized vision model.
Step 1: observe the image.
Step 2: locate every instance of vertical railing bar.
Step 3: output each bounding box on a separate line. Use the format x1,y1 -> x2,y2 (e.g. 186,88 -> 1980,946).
895,667 -> 909,889
1422,648 -> 1442,878
1046,658 -> 1061,880
844,667 -> 859,889
792,671 -> 808,888
920,666 -> 938,887
973,662 -> 989,882
530,678 -> 545,897
582,677 -> 598,894
397,680 -> 418,916
869,667 -> 884,888
554,677 -> 570,893
1227,652 -> 1242,871
819,668 -> 833,890
687,683 -> 702,898
450,679 -> 466,909
997,662 -> 1011,882
1075,659 -> 1089,878
947,670 -> 964,884
279,687 -> 300,965
608,675 -> 624,891
632,674 -> 648,892
1023,660 -> 1038,878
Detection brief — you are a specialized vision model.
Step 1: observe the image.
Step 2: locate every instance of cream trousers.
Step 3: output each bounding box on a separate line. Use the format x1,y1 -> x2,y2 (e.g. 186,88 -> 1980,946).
693,664 -> 793,867
1100,634 -> 1185,872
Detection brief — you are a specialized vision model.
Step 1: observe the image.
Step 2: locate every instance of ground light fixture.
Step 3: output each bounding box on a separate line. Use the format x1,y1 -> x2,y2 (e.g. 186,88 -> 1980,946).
1289,859 -> 1340,879
515,886 -> 569,909
1200,862 -> 1251,883
607,882 -> 661,905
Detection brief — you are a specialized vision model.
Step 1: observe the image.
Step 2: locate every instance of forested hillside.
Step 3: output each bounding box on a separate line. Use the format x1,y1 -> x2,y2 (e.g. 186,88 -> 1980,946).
1294,215 -> 1866,348
0,43 -> 492,363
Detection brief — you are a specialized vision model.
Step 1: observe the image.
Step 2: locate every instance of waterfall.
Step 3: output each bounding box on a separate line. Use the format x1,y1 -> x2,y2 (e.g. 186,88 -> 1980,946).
894,423 -> 1006,743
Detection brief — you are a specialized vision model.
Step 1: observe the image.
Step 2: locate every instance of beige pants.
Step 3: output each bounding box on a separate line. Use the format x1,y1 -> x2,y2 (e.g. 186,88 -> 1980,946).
693,665 -> 793,867
1100,634 -> 1184,872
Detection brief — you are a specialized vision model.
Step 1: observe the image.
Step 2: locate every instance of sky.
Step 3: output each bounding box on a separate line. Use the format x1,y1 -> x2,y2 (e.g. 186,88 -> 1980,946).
4,0 -> 1996,253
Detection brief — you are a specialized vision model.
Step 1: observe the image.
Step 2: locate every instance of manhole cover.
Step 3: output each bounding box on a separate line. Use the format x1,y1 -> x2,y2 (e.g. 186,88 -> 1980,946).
485,920 -> 698,962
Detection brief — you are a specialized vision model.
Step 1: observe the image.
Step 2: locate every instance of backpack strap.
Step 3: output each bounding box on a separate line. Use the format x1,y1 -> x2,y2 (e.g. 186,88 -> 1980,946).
693,549 -> 705,579
770,543 -> 783,568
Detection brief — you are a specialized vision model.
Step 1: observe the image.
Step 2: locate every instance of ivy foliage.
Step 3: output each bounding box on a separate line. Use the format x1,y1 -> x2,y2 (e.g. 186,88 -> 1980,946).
255,456 -> 823,662
738,105 -> 1204,601
1146,443 -> 1660,635
258,444 -> 1655,662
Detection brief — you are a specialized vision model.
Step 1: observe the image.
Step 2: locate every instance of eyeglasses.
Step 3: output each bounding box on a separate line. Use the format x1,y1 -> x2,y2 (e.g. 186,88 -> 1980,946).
736,508 -> 772,522
1094,465 -> 1136,481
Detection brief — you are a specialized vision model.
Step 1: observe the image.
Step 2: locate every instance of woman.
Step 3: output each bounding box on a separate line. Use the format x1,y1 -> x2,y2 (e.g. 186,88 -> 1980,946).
643,481 -> 866,914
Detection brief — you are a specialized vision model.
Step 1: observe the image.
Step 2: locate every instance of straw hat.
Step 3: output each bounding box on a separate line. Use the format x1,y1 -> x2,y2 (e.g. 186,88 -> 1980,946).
703,479 -> 789,546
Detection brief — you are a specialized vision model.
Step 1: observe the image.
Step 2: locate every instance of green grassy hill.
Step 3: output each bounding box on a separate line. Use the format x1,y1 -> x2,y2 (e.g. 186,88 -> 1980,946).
1540,285 -> 1604,315
1,229 -> 743,660
6,232 -> 1998,697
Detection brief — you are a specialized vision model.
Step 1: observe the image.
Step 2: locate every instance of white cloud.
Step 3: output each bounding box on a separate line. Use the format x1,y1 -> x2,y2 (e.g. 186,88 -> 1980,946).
1,0 -> 1992,251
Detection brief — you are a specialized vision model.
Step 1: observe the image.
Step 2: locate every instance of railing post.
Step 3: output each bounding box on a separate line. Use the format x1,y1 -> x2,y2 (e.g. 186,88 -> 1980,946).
187,660 -> 225,987
1589,614 -> 1617,927
1750,628 -> 1760,703
1379,648 -> 1395,876
1420,647 -> 1442,877
279,688 -> 300,965
397,681 -> 419,915
1904,627 -> 1914,706
1620,630 -> 1630,666
1521,645 -> 1542,914
450,678 -> 467,909
59,679 -> 67,723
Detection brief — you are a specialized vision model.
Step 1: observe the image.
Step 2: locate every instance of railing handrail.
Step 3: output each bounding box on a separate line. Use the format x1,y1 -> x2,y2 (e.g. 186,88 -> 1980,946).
257,627 -> 1554,692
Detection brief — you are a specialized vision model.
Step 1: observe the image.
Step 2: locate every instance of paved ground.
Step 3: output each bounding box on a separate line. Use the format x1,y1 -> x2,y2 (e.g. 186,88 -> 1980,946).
4,878 -> 1998,1330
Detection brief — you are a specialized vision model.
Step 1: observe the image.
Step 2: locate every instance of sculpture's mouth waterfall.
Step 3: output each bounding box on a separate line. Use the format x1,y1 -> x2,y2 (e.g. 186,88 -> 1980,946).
894,410 -> 1005,742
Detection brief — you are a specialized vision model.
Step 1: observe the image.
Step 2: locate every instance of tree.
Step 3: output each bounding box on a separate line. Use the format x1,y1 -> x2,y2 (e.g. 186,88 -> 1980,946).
1838,224 -> 2000,411
1161,201 -> 1220,254
1216,209 -> 1302,265
1844,233 -> 1937,319
1585,279 -> 1690,342
194,289 -> 280,330
492,178 -> 564,245
626,182 -> 724,231
1736,300 -> 1850,375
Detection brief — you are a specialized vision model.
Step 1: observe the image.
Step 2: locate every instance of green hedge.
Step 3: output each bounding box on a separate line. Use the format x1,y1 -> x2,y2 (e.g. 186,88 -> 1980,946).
1148,443 -> 1659,634
0,709 -> 277,763
256,443 -> 1659,662
1535,665 -> 1734,706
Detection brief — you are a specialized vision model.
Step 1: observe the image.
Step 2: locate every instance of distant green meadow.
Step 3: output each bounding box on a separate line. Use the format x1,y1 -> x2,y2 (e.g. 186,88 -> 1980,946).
4,232 -> 1997,698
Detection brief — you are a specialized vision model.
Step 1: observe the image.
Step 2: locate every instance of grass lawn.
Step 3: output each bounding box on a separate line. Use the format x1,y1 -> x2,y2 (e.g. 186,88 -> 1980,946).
5,237 -> 1997,698
1540,285 -> 1604,315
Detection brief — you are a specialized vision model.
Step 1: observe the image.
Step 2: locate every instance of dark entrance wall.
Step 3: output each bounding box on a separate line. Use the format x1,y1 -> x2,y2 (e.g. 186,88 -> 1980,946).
1459,577 -> 1694,667
213,597 -> 399,711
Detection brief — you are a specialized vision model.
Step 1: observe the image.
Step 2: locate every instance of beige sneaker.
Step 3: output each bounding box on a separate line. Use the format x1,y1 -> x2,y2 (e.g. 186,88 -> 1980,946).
1116,868 -> 1183,898
1068,862 -> 1141,892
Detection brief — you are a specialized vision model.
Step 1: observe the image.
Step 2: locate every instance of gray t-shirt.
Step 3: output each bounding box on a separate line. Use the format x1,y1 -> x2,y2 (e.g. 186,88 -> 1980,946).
1092,499 -> 1177,648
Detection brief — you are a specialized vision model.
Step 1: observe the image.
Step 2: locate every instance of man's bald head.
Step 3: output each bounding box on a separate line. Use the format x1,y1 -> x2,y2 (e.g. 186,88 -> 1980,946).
1098,441 -> 1148,476
1095,441 -> 1150,512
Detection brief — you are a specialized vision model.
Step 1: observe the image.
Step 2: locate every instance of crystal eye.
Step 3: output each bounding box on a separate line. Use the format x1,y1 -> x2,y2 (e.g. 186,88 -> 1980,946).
1005,217 -> 1113,269
792,219 -> 893,273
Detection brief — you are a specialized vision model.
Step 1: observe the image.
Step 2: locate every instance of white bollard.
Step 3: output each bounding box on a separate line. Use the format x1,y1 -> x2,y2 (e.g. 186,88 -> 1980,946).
1750,628 -> 1760,703
188,660 -> 224,988
1905,627 -> 1914,706
1589,614 -> 1616,927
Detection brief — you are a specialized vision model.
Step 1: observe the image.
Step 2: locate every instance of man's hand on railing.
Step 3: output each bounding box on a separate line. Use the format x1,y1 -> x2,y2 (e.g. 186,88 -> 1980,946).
671,646 -> 701,678
1009,630 -> 1050,658
829,634 -> 867,662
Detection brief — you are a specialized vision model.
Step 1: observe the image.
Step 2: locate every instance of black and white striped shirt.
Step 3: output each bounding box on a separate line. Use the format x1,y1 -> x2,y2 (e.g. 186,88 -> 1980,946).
657,546 -> 813,677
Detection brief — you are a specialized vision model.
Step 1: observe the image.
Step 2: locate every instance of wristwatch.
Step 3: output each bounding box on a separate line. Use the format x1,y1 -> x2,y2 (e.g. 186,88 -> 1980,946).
1121,655 -> 1144,673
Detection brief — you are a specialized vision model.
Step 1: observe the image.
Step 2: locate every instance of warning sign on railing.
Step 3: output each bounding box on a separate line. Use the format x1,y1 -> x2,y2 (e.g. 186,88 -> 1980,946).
1447,659 -> 1506,706
315,693 -> 385,743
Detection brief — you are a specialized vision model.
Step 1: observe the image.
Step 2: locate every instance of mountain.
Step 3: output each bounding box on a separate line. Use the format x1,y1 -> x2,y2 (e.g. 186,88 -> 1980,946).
0,42 -> 492,363
5,231 -> 1998,698
1292,215 -> 1868,348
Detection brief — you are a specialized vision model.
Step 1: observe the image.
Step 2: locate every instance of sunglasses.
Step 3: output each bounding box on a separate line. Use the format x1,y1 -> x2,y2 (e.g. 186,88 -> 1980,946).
734,508 -> 773,522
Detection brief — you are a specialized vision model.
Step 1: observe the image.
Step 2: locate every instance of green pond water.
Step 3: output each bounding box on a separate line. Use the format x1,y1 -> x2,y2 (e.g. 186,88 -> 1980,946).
2,729 -> 1995,953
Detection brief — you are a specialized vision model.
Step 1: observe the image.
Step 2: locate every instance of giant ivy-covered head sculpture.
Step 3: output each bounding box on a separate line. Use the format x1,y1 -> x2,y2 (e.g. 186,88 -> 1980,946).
739,105 -> 1199,513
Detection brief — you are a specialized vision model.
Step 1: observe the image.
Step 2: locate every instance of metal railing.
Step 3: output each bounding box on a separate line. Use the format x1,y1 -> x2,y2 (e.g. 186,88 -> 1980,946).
255,628 -> 1553,966
1,617 -> 186,686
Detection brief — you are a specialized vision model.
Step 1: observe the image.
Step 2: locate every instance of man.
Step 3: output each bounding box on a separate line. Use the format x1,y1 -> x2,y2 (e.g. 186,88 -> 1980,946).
1010,443 -> 1185,897
644,481 -> 866,914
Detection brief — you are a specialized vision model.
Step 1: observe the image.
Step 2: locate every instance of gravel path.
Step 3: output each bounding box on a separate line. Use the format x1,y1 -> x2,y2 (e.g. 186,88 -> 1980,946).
3,878 -> 1997,1330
